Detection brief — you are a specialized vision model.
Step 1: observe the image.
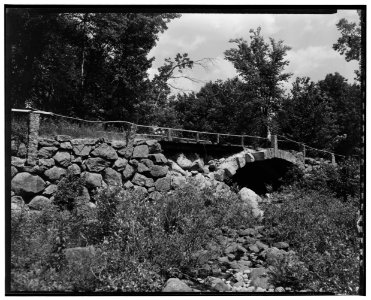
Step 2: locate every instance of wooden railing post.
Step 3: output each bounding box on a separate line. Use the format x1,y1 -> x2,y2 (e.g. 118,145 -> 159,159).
216,134 -> 220,144
271,134 -> 278,156
26,111 -> 40,166
241,136 -> 244,147
302,144 -> 306,163
167,128 -> 173,141
196,132 -> 200,143
331,153 -> 336,164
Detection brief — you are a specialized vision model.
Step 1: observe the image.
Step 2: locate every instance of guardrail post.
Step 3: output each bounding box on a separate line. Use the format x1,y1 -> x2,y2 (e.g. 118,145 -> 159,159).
167,128 -> 173,141
26,111 -> 40,166
216,134 -> 220,144
271,134 -> 278,155
241,136 -> 244,147
196,132 -> 200,143
331,153 -> 336,164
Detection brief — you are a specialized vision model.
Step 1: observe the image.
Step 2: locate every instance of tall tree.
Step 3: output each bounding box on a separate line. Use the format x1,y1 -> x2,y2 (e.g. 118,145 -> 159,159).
333,10 -> 362,81
6,9 -> 180,121
224,27 -> 292,138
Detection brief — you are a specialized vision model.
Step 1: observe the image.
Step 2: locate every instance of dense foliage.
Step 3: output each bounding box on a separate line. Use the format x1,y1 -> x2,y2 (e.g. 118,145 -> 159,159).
11,184 -> 256,292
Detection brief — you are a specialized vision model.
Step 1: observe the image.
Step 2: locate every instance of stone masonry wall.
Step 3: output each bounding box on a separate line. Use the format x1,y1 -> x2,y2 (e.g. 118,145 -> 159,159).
10,133 -> 265,218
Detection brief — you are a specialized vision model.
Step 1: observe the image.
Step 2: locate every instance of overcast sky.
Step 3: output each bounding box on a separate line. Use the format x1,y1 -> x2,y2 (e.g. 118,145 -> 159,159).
147,9 -> 359,94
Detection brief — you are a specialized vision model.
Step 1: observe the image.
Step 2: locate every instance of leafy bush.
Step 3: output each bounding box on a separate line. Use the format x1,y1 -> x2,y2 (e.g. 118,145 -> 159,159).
263,187 -> 359,294
53,172 -> 85,210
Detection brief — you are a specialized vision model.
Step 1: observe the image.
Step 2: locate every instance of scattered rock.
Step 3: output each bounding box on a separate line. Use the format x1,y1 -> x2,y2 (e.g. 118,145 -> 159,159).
208,277 -> 231,292
146,140 -> 162,153
149,191 -> 162,201
249,267 -> 269,290
11,172 -> 46,196
162,278 -> 193,292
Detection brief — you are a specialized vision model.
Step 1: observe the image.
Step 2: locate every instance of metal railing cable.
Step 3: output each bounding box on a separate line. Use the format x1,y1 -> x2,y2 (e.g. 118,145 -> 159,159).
11,108 -> 360,160
277,134 -> 360,159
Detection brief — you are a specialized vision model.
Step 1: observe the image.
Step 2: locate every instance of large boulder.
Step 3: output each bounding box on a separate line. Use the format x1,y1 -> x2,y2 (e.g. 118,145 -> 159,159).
191,158 -> 204,172
132,173 -> 154,188
53,151 -> 72,167
44,166 -> 67,181
218,159 -> 239,177
169,159 -> 187,176
82,172 -> 103,188
239,187 -> 263,220
162,278 -> 193,292
28,195 -> 51,210
85,157 -> 110,172
132,145 -> 149,158
91,143 -> 118,160
103,168 -> 122,186
11,172 -> 46,196
176,153 -> 193,170
150,165 -> 169,178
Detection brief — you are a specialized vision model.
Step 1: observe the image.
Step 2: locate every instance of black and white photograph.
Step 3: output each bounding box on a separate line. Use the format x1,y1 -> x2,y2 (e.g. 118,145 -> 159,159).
5,4 -> 365,295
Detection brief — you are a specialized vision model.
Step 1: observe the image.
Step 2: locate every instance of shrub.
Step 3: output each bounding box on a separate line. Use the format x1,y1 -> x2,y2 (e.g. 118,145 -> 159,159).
53,172 -> 85,210
263,187 -> 359,294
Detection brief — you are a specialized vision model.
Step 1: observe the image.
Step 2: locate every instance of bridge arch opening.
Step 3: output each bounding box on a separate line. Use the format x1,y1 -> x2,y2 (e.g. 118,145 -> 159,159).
230,158 -> 299,195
